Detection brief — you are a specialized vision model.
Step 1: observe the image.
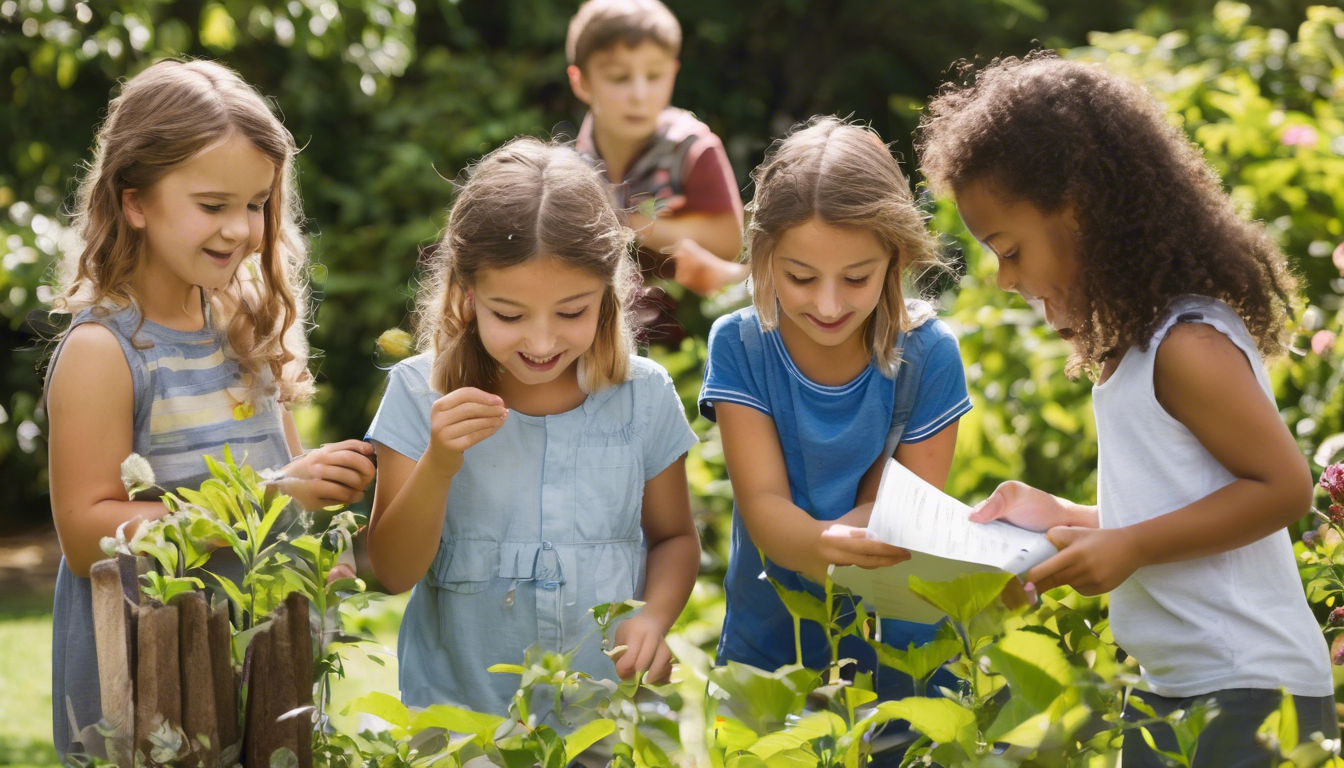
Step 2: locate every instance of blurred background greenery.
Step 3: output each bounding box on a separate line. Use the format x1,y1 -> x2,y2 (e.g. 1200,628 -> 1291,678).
3,1 -> 1343,765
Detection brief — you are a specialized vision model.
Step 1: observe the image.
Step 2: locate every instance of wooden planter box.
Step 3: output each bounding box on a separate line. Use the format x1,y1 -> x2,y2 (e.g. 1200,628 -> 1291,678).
90,554 -> 314,768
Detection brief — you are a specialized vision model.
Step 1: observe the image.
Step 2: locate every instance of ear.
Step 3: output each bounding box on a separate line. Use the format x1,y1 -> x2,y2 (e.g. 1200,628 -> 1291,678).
122,188 -> 148,230
567,65 -> 591,105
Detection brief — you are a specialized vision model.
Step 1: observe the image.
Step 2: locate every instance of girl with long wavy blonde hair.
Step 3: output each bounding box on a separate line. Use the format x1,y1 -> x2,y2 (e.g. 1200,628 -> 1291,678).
45,59 -> 373,758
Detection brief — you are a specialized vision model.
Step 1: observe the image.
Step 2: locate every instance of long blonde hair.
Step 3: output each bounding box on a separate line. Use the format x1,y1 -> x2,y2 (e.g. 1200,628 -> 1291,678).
417,137 -> 638,395
746,116 -> 948,375
54,58 -> 313,404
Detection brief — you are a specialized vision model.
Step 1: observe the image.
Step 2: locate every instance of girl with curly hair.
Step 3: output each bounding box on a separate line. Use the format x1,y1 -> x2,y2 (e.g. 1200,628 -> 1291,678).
920,51 -> 1336,766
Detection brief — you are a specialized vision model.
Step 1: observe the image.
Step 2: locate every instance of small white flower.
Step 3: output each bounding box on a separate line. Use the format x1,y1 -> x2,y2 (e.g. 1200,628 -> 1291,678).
120,453 -> 156,498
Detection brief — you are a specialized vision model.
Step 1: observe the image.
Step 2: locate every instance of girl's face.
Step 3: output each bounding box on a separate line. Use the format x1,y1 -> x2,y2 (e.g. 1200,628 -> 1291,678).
771,218 -> 890,349
123,132 -> 276,294
955,181 -> 1083,340
473,257 -> 606,388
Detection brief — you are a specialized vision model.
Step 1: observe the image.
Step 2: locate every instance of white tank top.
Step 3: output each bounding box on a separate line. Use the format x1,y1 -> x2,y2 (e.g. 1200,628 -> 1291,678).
1093,295 -> 1330,697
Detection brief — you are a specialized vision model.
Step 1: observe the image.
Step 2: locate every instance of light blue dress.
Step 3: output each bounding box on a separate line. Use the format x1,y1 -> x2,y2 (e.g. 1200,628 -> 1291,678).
366,353 -> 698,718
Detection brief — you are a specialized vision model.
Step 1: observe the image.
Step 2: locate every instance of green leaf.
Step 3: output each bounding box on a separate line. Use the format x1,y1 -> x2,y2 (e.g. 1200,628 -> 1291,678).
342,691 -> 409,731
873,697 -> 976,745
1257,690 -> 1298,757
766,577 -> 829,626
870,636 -> 961,681
749,711 -> 845,758
981,630 -> 1071,712
410,704 -> 505,740
908,571 -> 1013,625
564,719 -> 616,761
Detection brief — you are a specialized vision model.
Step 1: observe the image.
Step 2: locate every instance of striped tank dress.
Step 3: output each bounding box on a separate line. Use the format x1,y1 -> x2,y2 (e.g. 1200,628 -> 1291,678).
50,303 -> 292,757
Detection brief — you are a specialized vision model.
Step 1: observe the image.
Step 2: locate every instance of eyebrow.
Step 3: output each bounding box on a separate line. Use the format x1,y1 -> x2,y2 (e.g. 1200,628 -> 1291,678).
486,290 -> 598,307
191,190 -> 272,201
780,256 -> 882,270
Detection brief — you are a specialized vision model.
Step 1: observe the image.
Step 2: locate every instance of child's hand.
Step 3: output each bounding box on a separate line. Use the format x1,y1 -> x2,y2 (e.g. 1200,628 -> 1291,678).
610,612 -> 674,683
1024,526 -> 1145,596
969,481 -> 1072,532
816,523 -> 911,570
280,440 -> 377,511
667,238 -> 748,296
425,388 -> 508,470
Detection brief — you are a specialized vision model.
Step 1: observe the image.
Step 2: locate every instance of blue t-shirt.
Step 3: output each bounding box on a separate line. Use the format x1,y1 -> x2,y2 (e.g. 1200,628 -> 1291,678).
698,306 -> 971,685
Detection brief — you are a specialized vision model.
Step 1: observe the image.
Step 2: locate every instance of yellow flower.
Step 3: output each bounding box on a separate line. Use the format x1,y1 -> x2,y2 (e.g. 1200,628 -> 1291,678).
232,401 -> 255,420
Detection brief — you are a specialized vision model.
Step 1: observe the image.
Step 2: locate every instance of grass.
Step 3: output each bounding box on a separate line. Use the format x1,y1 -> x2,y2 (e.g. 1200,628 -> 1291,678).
0,591 -> 59,768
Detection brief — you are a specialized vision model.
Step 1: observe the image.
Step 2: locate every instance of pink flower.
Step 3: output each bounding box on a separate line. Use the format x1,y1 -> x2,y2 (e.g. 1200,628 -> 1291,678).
1282,125 -> 1318,147
1321,464 -> 1344,504
1303,530 -> 1320,549
1334,242 -> 1344,277
1331,607 -> 1344,627
1313,331 -> 1337,356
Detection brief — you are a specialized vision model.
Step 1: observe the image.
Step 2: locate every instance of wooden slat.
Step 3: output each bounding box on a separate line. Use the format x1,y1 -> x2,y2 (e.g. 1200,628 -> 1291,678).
134,603 -> 181,757
89,559 -> 135,767
284,592 -> 314,768
177,592 -> 219,766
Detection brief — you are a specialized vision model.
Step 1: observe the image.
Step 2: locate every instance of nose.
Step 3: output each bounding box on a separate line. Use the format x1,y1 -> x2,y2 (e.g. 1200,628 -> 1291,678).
221,209 -> 250,244
631,75 -> 649,101
995,254 -> 1017,294
523,320 -> 556,355
816,282 -> 842,318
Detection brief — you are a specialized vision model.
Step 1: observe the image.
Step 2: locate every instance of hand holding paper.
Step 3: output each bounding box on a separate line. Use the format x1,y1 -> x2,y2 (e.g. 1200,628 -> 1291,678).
831,460 -> 1057,622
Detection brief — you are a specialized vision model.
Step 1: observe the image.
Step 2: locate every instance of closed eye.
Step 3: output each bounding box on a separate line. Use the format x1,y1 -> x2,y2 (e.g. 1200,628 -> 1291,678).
200,204 -> 225,213
558,308 -> 588,320
491,311 -> 522,323
784,273 -> 815,285
844,275 -> 872,286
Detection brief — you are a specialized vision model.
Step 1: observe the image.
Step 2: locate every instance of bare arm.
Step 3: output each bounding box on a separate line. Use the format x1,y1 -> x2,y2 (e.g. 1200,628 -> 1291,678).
47,324 -> 168,577
364,443 -> 456,594
635,456 -> 700,631
716,402 -> 909,581
1026,323 -> 1311,594
612,455 -> 701,682
627,210 -> 743,263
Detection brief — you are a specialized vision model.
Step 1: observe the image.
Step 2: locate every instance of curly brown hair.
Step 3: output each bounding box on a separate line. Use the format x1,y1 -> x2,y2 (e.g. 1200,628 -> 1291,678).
918,51 -> 1298,375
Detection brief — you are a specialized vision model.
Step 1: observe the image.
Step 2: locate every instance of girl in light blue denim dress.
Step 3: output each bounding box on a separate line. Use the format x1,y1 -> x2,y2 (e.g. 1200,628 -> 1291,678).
365,138 -> 700,721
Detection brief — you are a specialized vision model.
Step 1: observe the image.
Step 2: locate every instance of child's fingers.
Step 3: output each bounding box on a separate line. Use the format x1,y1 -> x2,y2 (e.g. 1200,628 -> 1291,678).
308,463 -> 366,490
632,631 -> 659,677
647,643 -> 674,684
968,492 -> 1006,523
320,438 -> 375,455
322,450 -> 377,482
437,416 -> 507,444
1024,548 -> 1073,588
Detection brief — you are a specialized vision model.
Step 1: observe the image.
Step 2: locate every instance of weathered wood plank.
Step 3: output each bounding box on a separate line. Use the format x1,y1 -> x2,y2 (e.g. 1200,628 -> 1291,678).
284,592 -> 314,768
177,592 -> 219,767
89,559 -> 135,767
134,603 -> 181,758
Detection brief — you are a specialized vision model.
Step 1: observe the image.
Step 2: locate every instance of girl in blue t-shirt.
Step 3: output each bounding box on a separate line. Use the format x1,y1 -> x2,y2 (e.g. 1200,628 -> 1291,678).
697,117 -> 971,707
365,138 -> 700,719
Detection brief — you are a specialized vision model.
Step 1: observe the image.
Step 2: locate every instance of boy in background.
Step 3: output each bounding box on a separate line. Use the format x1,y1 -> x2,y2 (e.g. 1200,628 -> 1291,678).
566,0 -> 747,335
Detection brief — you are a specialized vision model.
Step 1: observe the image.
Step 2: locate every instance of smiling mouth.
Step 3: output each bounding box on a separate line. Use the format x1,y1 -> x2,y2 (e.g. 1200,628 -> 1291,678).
519,351 -> 562,371
805,313 -> 852,331
204,248 -> 236,263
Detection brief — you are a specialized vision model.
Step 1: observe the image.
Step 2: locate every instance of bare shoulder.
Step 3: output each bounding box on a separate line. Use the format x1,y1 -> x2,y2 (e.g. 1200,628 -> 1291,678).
1153,320 -> 1260,421
1154,321 -> 1255,387
48,323 -> 132,402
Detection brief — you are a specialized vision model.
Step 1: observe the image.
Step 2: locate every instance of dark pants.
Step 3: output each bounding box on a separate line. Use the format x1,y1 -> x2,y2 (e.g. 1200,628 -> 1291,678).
1121,687 -> 1339,768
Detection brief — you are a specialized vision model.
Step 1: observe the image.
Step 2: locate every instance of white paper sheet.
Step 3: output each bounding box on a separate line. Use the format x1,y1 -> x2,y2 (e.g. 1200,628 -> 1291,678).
831,459 -> 1057,621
